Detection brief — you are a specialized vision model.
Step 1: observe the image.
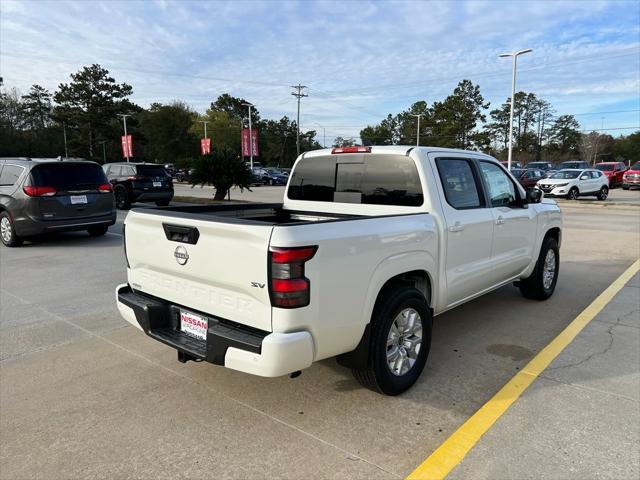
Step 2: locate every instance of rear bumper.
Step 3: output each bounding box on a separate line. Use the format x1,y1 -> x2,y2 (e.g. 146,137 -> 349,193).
131,189 -> 174,202
115,284 -> 314,377
14,212 -> 116,236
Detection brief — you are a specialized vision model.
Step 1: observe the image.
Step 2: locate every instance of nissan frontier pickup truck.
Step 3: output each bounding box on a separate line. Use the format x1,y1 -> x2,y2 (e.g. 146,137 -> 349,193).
116,146 -> 562,395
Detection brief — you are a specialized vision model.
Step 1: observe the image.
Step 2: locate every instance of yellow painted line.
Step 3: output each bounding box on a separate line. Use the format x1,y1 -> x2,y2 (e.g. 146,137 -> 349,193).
407,258 -> 640,480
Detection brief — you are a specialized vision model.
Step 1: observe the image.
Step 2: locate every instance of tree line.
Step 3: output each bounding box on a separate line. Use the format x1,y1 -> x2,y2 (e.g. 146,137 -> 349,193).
1,66 -> 638,166
0,64 -> 320,167
357,79 -> 638,164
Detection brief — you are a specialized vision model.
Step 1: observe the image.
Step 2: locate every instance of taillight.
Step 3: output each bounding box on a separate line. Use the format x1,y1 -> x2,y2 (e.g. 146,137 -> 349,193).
269,246 -> 317,308
23,186 -> 56,197
98,183 -> 113,193
331,146 -> 371,154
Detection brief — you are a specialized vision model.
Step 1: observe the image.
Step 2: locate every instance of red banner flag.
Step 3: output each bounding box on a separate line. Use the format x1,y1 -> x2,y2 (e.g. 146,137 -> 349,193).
121,135 -> 133,158
200,138 -> 211,155
242,129 -> 259,157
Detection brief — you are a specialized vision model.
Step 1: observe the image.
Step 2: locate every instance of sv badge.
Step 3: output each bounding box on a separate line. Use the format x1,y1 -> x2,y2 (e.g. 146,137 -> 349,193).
250,282 -> 265,289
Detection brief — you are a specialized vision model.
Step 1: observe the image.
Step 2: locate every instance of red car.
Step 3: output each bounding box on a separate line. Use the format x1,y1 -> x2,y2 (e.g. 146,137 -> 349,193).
622,161 -> 640,190
595,162 -> 627,187
511,168 -> 545,188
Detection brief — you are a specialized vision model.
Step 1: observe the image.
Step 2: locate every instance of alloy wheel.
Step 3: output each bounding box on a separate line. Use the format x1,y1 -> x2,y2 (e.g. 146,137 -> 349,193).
386,308 -> 423,376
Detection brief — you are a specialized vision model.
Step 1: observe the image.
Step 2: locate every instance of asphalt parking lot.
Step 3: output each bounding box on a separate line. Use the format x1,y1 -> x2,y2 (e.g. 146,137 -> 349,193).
1,198 -> 639,479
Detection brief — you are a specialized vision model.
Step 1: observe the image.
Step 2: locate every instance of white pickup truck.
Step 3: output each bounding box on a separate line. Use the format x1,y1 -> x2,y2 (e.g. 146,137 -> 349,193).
116,146 -> 562,395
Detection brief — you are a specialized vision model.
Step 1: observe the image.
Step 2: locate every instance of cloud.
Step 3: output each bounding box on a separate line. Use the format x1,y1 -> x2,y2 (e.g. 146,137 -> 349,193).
1,0 -> 638,143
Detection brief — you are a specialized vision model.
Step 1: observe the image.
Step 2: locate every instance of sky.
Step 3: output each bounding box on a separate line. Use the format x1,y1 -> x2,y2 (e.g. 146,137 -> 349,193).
1,0 -> 639,145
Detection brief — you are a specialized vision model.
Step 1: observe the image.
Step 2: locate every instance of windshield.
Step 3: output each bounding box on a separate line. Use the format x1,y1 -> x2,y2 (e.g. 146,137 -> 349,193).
136,165 -> 169,177
550,170 -> 581,179
527,162 -> 548,169
596,164 -> 614,171
30,163 -> 107,190
630,162 -> 640,171
560,162 -> 584,169
511,169 -> 526,177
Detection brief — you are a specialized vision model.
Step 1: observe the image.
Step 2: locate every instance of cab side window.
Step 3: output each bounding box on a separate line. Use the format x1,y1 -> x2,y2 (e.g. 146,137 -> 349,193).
479,162 -> 517,207
435,158 -> 482,209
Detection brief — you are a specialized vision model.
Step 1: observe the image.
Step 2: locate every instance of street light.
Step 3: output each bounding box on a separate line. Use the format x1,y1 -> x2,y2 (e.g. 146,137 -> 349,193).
499,48 -> 532,170
117,114 -> 132,162
410,114 -> 424,146
242,103 -> 254,170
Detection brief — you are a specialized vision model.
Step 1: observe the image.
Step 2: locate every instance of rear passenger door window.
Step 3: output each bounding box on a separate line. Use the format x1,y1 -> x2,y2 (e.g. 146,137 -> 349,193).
478,162 -> 517,207
0,165 -> 24,186
435,158 -> 482,209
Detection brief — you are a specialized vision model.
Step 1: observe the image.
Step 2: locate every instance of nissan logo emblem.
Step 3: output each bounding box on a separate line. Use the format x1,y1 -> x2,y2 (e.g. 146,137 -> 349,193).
174,246 -> 189,265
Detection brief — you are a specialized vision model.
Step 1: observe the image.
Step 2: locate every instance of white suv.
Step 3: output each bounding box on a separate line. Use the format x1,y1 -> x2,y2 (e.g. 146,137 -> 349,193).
537,169 -> 609,200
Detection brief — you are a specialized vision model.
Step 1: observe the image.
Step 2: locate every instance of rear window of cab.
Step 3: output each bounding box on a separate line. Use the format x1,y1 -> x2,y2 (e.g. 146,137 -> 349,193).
287,154 -> 423,206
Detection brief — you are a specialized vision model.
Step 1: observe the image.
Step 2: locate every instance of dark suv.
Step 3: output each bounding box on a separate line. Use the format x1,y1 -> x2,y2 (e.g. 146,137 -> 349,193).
103,162 -> 174,209
0,158 -> 116,247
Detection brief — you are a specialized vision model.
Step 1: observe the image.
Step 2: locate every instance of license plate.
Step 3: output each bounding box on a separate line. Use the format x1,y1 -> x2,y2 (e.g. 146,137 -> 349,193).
180,310 -> 208,340
153,181 -> 162,187
70,195 -> 87,204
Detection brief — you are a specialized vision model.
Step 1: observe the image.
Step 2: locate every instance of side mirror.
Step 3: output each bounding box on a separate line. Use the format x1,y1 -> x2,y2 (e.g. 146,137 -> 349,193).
580,175 -> 589,180
525,187 -> 543,204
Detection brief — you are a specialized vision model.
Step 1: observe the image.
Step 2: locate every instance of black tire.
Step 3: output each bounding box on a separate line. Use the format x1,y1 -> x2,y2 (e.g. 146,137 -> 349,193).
567,187 -> 579,200
352,287 -> 432,395
622,186 -> 629,190
518,236 -> 559,300
87,225 -> 108,237
0,211 -> 24,247
114,187 -> 131,210
597,186 -> 608,201
155,199 -> 170,207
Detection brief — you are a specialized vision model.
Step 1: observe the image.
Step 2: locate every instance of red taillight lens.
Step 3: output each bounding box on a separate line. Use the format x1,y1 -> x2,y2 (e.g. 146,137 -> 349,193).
270,247 -> 317,263
98,183 -> 113,193
331,146 -> 371,154
269,246 -> 317,308
23,186 -> 56,197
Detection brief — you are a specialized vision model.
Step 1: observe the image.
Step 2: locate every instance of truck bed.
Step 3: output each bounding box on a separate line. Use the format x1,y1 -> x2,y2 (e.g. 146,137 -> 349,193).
134,203 -> 364,225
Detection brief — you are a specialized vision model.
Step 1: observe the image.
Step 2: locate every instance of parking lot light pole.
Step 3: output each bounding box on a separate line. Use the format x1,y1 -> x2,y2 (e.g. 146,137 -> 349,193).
242,103 -> 254,170
117,114 -> 132,162
200,120 -> 209,139
499,48 -> 532,171
62,122 -> 68,158
411,114 -> 423,146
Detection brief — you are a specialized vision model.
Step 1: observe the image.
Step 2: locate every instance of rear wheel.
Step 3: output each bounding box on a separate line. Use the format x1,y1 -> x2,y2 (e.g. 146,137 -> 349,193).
518,236 -> 559,300
0,212 -> 23,247
155,199 -> 170,206
352,287 -> 432,395
567,187 -> 579,200
114,187 -> 130,210
597,186 -> 608,201
87,225 -> 108,237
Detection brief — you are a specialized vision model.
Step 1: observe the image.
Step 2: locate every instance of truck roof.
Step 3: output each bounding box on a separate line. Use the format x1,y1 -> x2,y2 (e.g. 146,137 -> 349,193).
301,145 -> 495,160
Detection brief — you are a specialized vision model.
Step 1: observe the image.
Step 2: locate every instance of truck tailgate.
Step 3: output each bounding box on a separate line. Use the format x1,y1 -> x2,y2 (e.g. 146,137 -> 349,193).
124,210 -> 274,332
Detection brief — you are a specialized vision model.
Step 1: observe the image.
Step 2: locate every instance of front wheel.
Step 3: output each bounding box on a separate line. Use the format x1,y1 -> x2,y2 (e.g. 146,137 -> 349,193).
352,287 -> 432,395
518,236 -> 559,300
597,186 -> 608,201
0,212 -> 23,247
567,187 -> 579,200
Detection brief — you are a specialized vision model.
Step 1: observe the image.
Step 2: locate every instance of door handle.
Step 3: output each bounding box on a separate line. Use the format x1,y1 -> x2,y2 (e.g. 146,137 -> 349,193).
448,222 -> 465,233
496,216 -> 505,225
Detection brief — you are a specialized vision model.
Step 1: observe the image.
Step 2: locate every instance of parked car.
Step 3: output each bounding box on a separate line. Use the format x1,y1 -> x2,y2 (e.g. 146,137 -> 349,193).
622,161 -> 640,190
537,168 -> 609,200
595,162 -> 627,187
525,161 -> 554,172
558,160 -> 590,170
116,145 -> 561,395
0,158 -> 116,247
511,168 -> 545,188
103,162 -> 173,210
500,160 -> 522,169
259,168 -> 288,185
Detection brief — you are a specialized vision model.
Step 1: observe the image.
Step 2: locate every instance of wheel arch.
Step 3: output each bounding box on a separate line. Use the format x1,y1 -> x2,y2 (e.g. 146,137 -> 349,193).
337,264 -> 434,370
